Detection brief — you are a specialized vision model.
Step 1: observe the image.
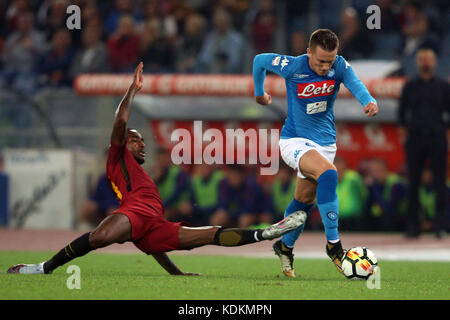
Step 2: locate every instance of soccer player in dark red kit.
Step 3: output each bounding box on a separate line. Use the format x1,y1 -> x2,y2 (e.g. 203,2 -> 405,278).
7,62 -> 306,275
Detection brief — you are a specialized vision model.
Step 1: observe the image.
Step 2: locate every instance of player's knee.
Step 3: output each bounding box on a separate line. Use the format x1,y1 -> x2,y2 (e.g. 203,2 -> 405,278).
89,229 -> 114,248
295,190 -> 316,204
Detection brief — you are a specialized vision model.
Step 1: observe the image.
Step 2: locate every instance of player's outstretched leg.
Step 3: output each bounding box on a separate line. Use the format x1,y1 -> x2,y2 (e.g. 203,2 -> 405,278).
7,213 -> 132,274
178,210 -> 307,250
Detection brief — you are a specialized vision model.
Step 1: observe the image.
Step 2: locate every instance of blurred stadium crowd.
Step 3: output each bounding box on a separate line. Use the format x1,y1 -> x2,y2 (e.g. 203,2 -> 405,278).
80,148 -> 450,234
1,0 -> 449,93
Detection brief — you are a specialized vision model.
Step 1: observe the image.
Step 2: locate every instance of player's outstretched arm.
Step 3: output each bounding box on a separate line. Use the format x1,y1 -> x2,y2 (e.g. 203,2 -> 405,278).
111,62 -> 144,146
253,53 -> 292,106
340,58 -> 378,117
152,253 -> 202,276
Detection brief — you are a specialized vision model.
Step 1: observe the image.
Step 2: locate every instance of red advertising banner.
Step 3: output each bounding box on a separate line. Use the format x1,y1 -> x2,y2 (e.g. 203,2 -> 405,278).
74,74 -> 406,99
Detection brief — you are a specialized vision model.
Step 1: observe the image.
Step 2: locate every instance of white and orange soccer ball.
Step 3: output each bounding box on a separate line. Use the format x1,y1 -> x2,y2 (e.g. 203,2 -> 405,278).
341,247 -> 378,280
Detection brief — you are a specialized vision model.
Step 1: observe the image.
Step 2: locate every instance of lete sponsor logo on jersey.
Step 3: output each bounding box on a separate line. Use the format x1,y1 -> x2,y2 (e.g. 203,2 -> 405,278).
297,80 -> 335,98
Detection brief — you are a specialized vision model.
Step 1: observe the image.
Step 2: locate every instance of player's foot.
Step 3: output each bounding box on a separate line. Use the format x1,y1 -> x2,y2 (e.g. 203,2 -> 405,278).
262,211 -> 307,240
326,241 -> 346,275
7,262 -> 47,274
273,240 -> 296,278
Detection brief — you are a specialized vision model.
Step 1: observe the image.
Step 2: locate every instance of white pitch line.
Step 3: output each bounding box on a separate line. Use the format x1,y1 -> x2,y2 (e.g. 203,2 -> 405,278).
239,249 -> 450,262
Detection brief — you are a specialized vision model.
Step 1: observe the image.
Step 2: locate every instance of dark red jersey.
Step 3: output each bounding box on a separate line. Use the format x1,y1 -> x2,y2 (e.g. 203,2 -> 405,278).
106,142 -> 163,217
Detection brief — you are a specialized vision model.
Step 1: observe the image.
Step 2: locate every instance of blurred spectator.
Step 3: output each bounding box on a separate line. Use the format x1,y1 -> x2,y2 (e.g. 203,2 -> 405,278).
335,156 -> 368,231
104,0 -> 143,35
70,25 -> 109,77
418,168 -> 438,232
80,173 -> 119,227
363,158 -> 408,231
263,162 -> 296,220
338,6 -> 372,60
289,30 -> 307,56
369,0 -> 402,59
139,19 -> 176,73
40,0 -> 76,42
152,148 -> 190,221
107,15 -> 140,73
251,0 -> 277,53
176,13 -> 207,73
181,163 -> 225,225
1,11 -> 45,92
211,165 -> 266,228
141,0 -> 178,39
196,8 -> 244,73
399,1 -> 439,77
0,153 -> 9,226
37,28 -> 74,87
398,48 -> 450,238
5,0 -> 31,31
218,0 -> 251,32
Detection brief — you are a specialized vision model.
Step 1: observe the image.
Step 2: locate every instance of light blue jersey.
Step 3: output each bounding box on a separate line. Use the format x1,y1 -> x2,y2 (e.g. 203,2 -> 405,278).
253,54 -> 376,146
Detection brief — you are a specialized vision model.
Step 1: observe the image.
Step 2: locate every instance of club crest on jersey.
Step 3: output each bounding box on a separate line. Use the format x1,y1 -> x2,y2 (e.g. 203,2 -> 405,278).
297,80 -> 335,98
326,69 -> 335,77
272,56 -> 281,66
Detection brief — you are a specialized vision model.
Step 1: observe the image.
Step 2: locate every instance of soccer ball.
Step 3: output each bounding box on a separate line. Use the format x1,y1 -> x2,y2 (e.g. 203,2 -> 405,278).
341,247 -> 378,280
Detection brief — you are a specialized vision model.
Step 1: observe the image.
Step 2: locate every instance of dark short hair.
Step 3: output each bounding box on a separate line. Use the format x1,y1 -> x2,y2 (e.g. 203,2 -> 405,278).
309,29 -> 339,52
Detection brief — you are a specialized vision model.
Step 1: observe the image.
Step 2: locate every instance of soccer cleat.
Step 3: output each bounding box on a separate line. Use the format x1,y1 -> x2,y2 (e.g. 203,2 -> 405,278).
273,240 -> 296,278
262,210 -> 307,240
326,241 -> 346,275
7,262 -> 47,274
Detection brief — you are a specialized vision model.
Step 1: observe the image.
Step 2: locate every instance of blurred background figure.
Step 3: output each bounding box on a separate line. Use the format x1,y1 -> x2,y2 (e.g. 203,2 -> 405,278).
289,30 -> 307,56
37,28 -> 74,87
151,148 -> 190,222
263,161 -> 296,222
335,156 -> 368,231
107,15 -> 139,73
363,158 -> 408,232
79,149 -> 119,227
180,163 -> 225,226
139,17 -> 176,73
398,48 -> 450,238
211,165 -> 266,228
80,173 -> 119,227
250,0 -> 277,54
1,11 -> 45,92
176,13 -> 207,73
196,7 -> 244,73
69,25 -> 109,77
104,0 -> 142,36
338,6 -> 371,60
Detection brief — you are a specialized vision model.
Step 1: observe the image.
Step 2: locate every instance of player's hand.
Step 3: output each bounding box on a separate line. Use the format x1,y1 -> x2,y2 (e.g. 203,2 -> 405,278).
363,102 -> 378,117
130,61 -> 144,93
255,92 -> 272,105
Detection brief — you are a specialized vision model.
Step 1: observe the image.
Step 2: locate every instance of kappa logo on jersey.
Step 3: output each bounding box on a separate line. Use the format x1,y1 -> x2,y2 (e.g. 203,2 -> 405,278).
281,57 -> 289,70
297,80 -> 335,98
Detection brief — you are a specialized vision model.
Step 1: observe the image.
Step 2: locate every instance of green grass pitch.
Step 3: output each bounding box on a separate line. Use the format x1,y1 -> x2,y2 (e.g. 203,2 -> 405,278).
0,251 -> 449,300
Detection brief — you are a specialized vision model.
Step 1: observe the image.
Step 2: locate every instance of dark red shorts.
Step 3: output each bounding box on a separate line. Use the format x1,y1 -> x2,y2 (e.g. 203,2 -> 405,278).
113,201 -> 185,254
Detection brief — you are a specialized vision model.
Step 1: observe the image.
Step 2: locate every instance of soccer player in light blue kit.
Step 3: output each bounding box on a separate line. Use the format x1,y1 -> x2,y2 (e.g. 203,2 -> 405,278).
253,29 -> 378,277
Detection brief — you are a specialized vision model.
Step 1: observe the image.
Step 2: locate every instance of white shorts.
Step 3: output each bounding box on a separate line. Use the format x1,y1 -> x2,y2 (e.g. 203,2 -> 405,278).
279,137 -> 337,179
